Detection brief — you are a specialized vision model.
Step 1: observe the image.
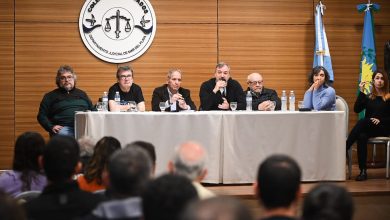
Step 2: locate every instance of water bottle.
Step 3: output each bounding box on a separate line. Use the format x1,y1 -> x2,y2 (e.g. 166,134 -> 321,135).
102,91 -> 108,111
246,91 -> 252,111
114,91 -> 121,112
289,90 -> 295,111
281,90 -> 287,111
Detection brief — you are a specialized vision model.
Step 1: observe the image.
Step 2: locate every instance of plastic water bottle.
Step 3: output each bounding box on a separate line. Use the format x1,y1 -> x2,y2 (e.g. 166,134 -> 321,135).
102,91 -> 108,111
281,90 -> 287,111
289,90 -> 295,111
114,91 -> 121,112
246,91 -> 252,111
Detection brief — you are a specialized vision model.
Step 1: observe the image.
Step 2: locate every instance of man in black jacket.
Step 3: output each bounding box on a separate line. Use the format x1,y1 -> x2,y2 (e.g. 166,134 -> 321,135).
199,62 -> 245,111
245,72 -> 281,111
151,68 -> 196,112
37,65 -> 93,137
24,136 -> 102,220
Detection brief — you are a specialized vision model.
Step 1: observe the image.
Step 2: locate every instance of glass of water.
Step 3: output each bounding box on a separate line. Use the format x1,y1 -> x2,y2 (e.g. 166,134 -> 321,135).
159,102 -> 167,112
128,101 -> 137,112
230,102 -> 237,111
96,102 -> 104,111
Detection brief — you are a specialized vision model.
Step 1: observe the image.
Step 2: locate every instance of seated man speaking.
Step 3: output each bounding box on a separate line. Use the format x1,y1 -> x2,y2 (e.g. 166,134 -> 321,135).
151,68 -> 196,112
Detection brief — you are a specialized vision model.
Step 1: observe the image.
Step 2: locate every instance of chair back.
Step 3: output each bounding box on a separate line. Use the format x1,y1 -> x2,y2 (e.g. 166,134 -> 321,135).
15,191 -> 41,204
335,95 -> 349,137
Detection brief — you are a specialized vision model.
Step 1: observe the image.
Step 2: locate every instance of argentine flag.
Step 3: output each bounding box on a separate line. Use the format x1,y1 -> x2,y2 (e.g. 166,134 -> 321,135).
313,2 -> 334,81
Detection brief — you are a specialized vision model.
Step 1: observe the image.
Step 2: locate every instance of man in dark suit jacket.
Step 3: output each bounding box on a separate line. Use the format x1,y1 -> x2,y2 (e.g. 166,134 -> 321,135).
199,62 -> 246,110
151,68 -> 196,112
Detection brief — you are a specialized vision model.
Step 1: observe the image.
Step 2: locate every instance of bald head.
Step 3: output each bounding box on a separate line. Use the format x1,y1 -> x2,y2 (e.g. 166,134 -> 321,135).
247,72 -> 264,93
171,141 -> 207,181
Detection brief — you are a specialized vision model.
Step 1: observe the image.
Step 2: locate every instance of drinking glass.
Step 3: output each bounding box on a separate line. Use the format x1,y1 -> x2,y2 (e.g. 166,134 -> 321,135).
96,102 -> 104,111
270,101 -> 276,111
298,101 -> 304,109
159,102 -> 167,112
230,102 -> 237,111
128,101 -> 137,112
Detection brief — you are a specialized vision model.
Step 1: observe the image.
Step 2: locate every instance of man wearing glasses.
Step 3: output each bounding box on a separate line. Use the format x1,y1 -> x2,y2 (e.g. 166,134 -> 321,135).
37,65 -> 93,137
108,65 -> 145,112
199,62 -> 245,110
246,72 -> 281,111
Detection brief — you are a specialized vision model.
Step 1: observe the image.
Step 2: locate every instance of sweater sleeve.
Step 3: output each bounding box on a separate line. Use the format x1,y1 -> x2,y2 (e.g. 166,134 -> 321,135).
353,91 -> 368,113
37,93 -> 54,132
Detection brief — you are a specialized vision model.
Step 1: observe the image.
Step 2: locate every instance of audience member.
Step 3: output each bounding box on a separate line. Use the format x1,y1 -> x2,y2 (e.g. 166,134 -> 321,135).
303,66 -> 335,110
77,136 -> 121,192
302,183 -> 354,220
127,141 -> 157,175
78,136 -> 97,173
0,190 -> 26,220
0,132 -> 47,197
83,146 -> 153,220
151,68 -> 196,111
182,196 -> 254,220
199,62 -> 245,110
108,66 -> 145,112
346,70 -> 390,181
255,154 -> 301,220
246,72 -> 281,111
168,141 -> 215,199
142,174 -> 198,220
24,135 -> 102,220
37,65 -> 93,137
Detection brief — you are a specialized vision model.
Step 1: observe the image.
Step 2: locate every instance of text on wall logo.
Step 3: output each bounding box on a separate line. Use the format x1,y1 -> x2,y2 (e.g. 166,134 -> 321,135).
79,0 -> 157,63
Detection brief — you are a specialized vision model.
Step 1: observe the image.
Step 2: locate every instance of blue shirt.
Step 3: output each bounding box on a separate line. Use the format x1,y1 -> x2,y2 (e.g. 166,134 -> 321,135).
303,85 -> 336,110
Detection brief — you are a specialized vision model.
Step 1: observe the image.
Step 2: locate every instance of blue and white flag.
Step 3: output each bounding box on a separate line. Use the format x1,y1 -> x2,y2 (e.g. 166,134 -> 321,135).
313,1 -> 334,81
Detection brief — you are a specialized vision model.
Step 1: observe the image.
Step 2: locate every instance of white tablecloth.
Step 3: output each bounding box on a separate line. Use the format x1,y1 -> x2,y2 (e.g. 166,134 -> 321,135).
75,111 -> 346,183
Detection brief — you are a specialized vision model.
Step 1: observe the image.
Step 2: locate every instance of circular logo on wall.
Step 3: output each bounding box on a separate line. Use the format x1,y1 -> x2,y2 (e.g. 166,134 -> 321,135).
79,0 -> 157,63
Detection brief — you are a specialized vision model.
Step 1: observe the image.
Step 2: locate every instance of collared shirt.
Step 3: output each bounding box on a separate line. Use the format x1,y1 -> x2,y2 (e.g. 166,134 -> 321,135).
167,87 -> 177,111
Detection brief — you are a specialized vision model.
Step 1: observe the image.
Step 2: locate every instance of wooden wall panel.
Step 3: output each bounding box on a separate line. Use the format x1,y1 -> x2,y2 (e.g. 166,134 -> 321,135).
320,0 -> 390,26
15,23 -> 117,138
219,24 -> 313,101
15,0 -> 217,23
15,0 -> 83,22
219,0 -> 313,24
0,0 -> 14,21
0,22 -> 15,169
124,24 -> 217,110
153,0 -> 217,23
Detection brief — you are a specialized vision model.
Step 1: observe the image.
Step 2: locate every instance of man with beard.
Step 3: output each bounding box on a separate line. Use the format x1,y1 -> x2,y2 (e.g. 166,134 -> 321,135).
151,68 -> 196,112
37,65 -> 93,137
199,62 -> 245,111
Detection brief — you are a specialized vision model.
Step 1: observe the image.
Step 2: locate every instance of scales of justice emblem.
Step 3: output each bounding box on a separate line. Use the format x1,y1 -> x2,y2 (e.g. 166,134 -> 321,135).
79,0 -> 157,63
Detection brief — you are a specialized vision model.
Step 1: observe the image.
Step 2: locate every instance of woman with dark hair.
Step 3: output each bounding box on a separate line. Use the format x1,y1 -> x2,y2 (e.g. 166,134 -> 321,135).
302,183 -> 354,220
77,136 -> 121,192
303,66 -> 336,110
346,70 -> 390,181
0,132 -> 47,197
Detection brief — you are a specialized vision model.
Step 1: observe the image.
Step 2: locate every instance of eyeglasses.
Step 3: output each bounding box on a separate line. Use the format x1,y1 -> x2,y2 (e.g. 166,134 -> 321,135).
120,74 -> 132,79
60,75 -> 74,81
249,81 -> 263,85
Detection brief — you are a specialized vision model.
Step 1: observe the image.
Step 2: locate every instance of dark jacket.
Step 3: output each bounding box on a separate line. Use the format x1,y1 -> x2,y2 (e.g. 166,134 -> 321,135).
199,78 -> 245,111
151,84 -> 196,111
245,87 -> 281,110
24,181 -> 102,220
